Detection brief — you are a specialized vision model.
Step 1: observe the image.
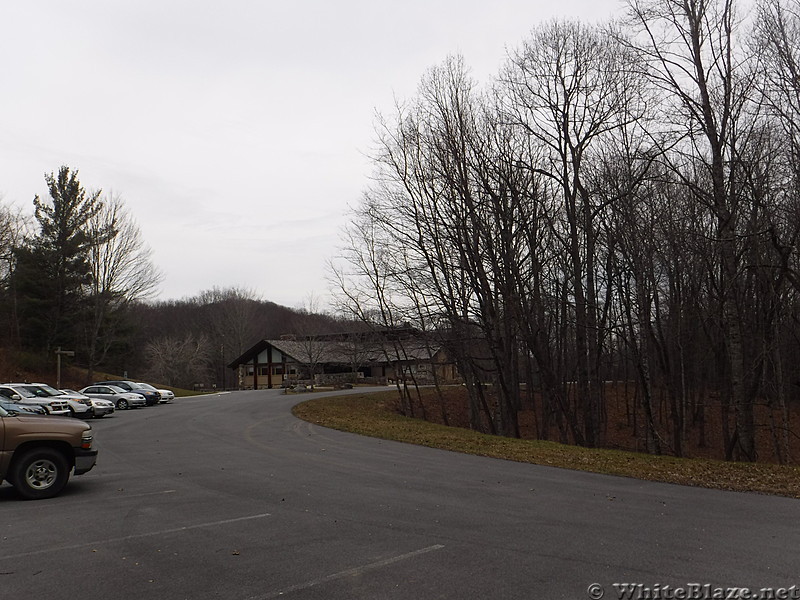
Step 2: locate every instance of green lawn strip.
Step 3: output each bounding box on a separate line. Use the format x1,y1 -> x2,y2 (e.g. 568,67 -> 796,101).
291,392 -> 800,499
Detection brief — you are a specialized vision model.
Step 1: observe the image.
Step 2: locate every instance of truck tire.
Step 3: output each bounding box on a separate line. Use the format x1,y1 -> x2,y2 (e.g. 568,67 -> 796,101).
11,448 -> 70,500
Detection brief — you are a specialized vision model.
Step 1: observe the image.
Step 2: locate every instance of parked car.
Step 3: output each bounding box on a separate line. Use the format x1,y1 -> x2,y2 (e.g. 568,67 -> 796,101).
88,397 -> 115,418
95,381 -> 160,406
79,385 -> 146,410
59,388 -> 91,400
136,382 -> 174,403
0,404 -> 97,499
61,389 -> 114,418
13,383 -> 93,418
0,398 -> 47,415
0,384 -> 71,416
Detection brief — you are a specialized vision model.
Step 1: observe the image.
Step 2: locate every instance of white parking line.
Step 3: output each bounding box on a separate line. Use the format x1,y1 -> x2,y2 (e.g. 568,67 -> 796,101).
253,544 -> 446,599
115,489 -> 177,499
0,512 -> 271,560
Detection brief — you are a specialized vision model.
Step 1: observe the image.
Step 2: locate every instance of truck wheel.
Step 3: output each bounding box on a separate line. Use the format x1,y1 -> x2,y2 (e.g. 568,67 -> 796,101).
11,448 -> 70,500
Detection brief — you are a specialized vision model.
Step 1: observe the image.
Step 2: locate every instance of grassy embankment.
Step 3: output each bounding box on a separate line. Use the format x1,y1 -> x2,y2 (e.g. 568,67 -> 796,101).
291,390 -> 800,499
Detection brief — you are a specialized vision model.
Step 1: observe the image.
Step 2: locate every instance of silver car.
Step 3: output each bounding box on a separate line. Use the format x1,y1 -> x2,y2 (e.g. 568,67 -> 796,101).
79,385 -> 146,410
88,397 -> 115,417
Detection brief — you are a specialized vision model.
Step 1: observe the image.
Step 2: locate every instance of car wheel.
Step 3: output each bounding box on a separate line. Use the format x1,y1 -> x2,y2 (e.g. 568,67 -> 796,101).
116,398 -> 129,410
67,407 -> 76,417
11,448 -> 70,500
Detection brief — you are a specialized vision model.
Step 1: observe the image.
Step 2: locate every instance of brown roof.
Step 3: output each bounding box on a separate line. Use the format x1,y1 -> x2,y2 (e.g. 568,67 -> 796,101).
228,338 -> 443,368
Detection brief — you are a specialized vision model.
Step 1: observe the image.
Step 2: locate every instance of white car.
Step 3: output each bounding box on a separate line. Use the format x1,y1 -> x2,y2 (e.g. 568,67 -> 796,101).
22,383 -> 94,418
79,385 -> 147,410
62,389 -> 115,418
137,382 -> 174,403
0,384 -> 71,416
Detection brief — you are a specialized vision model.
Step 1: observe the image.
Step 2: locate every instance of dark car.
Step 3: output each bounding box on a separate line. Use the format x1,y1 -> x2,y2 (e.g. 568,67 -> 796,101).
0,399 -> 47,415
94,380 -> 160,406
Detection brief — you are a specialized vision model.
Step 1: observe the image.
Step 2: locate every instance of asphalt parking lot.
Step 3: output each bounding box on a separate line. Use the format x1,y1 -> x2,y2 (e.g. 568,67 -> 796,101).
1,388 -> 797,599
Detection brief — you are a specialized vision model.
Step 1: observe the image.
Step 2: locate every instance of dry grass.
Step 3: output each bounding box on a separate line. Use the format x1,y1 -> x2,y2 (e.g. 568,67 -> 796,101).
291,391 -> 800,499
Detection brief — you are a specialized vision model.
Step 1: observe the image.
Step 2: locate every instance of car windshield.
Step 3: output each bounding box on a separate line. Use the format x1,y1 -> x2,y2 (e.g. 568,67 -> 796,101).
136,383 -> 156,391
33,384 -> 63,396
20,385 -> 56,397
9,387 -> 37,398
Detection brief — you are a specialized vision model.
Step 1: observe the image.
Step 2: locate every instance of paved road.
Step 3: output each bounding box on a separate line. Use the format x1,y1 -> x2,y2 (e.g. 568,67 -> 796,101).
0,388 -> 797,599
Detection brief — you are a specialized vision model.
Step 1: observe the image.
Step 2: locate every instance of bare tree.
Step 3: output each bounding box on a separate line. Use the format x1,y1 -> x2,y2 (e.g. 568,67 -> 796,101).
623,0 -> 764,461
330,203 -> 430,416
0,200 -> 30,343
0,201 -> 27,281
144,333 -> 211,388
83,192 -> 162,380
331,4 -> 800,463
753,0 -> 800,177
197,286 -> 264,388
498,19 -> 645,446
286,296 -> 339,389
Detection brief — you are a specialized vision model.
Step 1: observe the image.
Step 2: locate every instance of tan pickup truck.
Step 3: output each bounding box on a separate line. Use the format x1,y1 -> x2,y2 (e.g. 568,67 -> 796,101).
0,406 -> 97,499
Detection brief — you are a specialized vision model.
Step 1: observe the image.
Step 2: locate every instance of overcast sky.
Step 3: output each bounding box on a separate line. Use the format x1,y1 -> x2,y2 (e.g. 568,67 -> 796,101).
0,0 -> 621,309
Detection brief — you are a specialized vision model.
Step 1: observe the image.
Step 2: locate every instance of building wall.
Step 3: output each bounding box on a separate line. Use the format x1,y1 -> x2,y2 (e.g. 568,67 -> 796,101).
238,352 -> 301,389
255,348 -> 287,363
231,341 -> 462,389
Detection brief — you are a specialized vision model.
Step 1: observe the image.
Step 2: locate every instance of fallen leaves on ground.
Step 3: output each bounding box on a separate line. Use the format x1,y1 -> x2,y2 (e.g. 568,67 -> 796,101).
292,392 -> 800,499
